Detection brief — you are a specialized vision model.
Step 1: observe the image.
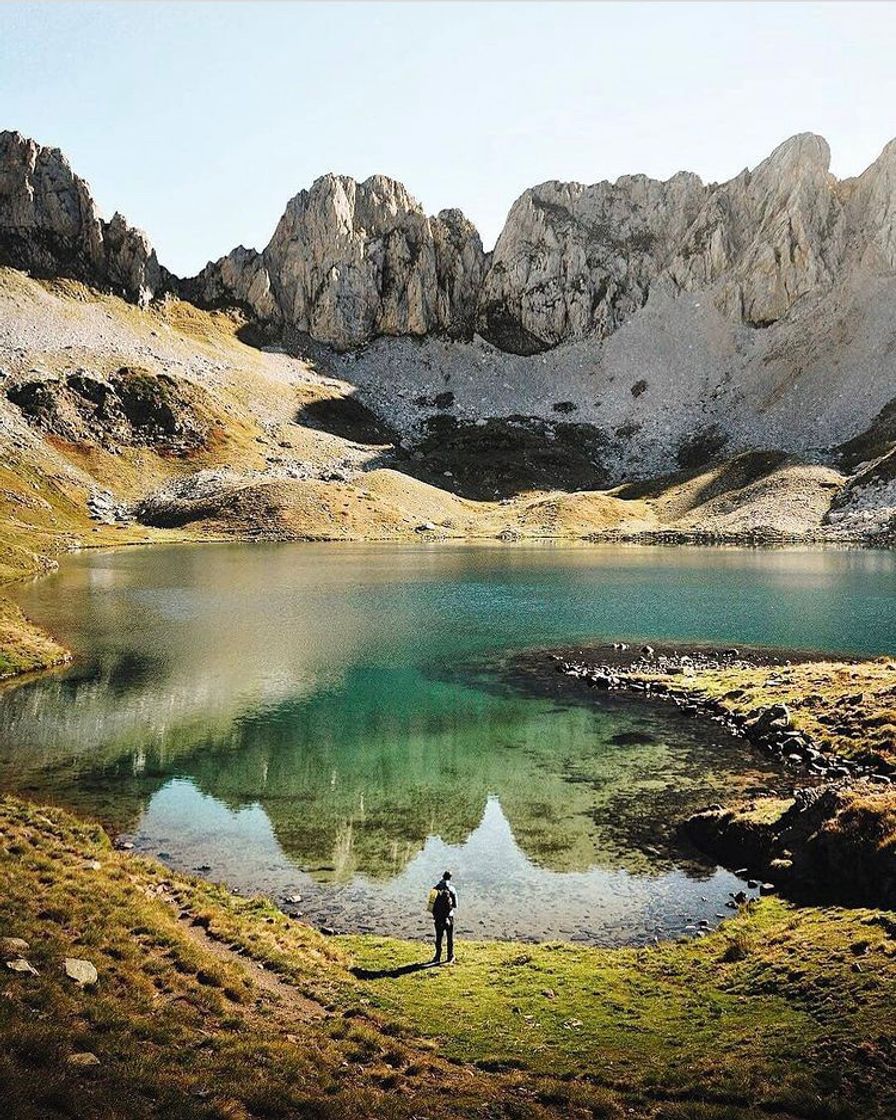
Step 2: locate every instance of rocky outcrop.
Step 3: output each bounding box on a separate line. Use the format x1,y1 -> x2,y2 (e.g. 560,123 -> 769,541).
189,175 -> 486,349
9,125 -> 896,360
686,783 -> 896,909
0,131 -> 166,305
478,134 -> 848,352
5,366 -> 208,454
134,469 -> 253,528
477,171 -> 708,353
183,245 -> 278,324
186,131 -> 896,358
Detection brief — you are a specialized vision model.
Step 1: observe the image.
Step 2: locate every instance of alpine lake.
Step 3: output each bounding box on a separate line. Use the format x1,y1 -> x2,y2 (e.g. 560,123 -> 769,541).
2,541 -> 894,946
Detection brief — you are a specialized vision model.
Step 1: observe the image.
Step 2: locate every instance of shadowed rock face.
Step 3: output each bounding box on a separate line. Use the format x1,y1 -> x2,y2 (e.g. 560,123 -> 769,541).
5,367 -> 208,453
0,131 -> 166,305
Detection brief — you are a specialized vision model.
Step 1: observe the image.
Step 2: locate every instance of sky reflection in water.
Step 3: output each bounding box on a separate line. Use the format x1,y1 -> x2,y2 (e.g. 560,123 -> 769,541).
1,542 -> 894,943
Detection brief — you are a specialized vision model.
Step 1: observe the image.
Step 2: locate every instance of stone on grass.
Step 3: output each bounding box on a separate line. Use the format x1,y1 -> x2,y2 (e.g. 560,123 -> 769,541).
64,958 -> 98,986
0,937 -> 29,958
67,1051 -> 100,1067
6,957 -> 38,975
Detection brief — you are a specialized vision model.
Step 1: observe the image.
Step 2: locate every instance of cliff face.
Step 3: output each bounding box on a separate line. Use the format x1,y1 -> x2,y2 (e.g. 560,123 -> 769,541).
0,131 -> 165,305
478,133 -> 864,352
477,170 -> 708,353
188,174 -> 486,349
186,132 -> 896,357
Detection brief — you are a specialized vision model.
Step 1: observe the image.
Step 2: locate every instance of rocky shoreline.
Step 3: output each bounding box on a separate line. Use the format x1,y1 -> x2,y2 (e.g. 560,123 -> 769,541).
541,641 -> 893,783
515,641 -> 896,908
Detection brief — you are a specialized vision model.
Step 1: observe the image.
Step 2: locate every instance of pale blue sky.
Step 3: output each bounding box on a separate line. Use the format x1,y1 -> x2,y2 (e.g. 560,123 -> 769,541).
2,1 -> 895,275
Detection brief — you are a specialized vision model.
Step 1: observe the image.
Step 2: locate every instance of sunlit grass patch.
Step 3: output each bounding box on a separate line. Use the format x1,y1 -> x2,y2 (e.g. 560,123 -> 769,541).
2,796 -> 895,1118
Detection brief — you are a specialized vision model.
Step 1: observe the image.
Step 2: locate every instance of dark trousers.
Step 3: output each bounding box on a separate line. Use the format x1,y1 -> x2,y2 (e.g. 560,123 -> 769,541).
434,920 -> 453,961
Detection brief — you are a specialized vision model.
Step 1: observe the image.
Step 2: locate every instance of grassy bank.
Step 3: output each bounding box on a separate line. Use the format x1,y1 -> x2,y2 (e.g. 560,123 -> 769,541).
544,647 -> 896,910
346,899 -> 896,1117
656,657 -> 896,772
0,795 -> 623,1120
2,795 -> 896,1119
0,596 -> 69,679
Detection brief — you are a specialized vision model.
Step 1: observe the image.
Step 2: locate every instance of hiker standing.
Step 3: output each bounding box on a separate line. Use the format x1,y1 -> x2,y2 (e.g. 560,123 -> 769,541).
429,870 -> 457,964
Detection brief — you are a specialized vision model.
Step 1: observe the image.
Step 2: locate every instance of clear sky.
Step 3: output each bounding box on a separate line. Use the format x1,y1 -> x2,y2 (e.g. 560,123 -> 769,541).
2,1 -> 895,276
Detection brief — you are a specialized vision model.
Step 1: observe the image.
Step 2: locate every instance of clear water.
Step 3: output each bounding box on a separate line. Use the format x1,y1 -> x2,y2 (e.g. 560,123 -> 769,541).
2,541 -> 894,945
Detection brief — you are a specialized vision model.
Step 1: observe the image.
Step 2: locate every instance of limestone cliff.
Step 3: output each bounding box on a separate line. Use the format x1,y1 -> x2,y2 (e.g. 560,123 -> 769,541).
0,131 -> 166,305
8,126 -> 896,357
189,174 -> 486,349
186,132 -> 896,361
478,133 -> 850,351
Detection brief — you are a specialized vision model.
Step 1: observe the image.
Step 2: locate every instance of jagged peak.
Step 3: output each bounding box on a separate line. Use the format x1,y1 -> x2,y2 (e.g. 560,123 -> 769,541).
856,136 -> 896,179
0,128 -> 163,305
520,167 -> 706,204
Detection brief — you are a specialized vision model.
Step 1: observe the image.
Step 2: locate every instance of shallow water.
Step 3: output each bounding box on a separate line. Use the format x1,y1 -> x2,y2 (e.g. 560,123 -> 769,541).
2,541 -> 894,944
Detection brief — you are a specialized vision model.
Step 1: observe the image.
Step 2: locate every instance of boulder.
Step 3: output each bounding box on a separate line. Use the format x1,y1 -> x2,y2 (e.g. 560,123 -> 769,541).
0,936 -> 29,959
6,957 -> 38,975
66,1052 -> 100,1067
749,703 -> 794,739
64,958 -> 98,986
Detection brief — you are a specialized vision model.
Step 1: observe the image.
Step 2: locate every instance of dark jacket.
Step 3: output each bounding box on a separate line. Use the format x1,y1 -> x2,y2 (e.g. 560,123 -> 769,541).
432,879 -> 457,924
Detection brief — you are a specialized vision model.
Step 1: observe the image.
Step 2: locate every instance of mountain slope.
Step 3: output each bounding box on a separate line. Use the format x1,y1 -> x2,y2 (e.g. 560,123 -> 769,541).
4,127 -> 896,482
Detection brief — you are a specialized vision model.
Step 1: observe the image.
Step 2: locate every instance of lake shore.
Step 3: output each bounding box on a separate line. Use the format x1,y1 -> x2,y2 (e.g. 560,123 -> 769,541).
0,595 -> 69,681
3,544 -> 896,1112
3,792 -> 896,1119
515,642 -> 896,910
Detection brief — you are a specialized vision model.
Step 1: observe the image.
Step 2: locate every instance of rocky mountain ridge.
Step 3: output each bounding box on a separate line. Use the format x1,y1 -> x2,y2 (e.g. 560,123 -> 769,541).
5,128 -> 896,489
7,128 -> 896,354
190,131 -> 896,356
0,131 -> 168,306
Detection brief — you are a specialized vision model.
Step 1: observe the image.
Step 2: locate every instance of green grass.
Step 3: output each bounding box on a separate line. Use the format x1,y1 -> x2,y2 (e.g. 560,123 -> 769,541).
3,795 -> 896,1118
0,595 -> 69,679
0,796 -> 628,1119
343,901 -> 896,1117
650,657 -> 896,771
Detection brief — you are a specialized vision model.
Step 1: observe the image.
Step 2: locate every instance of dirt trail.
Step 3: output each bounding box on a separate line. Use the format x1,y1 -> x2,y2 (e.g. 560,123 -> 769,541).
173,906 -> 327,1024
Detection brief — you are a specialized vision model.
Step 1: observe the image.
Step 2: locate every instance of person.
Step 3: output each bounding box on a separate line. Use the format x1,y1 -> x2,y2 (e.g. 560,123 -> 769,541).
430,869 -> 457,964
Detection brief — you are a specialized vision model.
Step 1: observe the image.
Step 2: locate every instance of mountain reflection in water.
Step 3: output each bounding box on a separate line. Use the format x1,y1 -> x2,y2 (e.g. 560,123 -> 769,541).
2,541 -> 894,943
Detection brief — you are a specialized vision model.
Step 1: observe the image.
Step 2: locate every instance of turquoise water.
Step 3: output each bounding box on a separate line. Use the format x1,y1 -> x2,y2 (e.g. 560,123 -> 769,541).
1,541 -> 894,944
